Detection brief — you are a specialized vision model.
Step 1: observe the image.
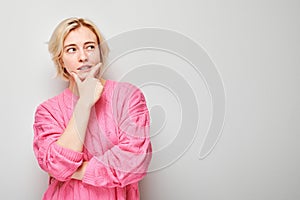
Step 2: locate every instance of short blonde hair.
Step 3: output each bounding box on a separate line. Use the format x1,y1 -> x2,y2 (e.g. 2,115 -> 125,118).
48,17 -> 110,80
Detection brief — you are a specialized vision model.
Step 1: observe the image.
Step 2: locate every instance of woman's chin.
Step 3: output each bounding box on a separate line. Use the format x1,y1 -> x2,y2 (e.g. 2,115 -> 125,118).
78,71 -> 89,81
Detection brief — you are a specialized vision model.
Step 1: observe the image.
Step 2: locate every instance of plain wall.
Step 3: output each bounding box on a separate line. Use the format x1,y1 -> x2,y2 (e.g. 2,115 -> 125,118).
0,0 -> 299,199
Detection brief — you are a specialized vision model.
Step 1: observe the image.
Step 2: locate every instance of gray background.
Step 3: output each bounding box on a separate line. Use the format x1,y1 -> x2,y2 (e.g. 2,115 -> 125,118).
0,0 -> 299,199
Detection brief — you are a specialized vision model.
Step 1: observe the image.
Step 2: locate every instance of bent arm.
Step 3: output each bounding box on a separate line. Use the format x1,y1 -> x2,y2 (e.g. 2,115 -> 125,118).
33,104 -> 84,181
82,139 -> 152,188
80,85 -> 152,187
33,64 -> 103,181
56,99 -> 92,152
57,67 -> 103,152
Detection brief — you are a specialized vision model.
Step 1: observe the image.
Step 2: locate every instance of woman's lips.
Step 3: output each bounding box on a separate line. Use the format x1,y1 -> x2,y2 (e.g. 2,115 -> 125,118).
77,65 -> 92,71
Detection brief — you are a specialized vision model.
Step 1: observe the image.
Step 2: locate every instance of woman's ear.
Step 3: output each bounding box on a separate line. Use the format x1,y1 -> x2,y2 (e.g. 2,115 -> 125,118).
59,58 -> 64,66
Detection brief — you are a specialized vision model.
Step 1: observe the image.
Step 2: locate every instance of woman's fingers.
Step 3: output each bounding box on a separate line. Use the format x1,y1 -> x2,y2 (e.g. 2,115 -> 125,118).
71,64 -> 104,106
87,62 -> 102,78
71,72 -> 82,85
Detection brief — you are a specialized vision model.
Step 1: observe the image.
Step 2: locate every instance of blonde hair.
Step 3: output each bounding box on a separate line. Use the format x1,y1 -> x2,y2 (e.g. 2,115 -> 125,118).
48,17 -> 110,80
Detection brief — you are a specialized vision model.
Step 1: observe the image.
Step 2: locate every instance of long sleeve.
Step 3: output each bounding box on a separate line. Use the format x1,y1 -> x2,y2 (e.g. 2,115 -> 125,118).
82,84 -> 152,188
33,102 -> 83,182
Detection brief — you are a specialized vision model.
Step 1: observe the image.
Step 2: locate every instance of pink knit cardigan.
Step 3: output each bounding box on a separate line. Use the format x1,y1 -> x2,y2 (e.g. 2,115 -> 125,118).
33,80 -> 152,200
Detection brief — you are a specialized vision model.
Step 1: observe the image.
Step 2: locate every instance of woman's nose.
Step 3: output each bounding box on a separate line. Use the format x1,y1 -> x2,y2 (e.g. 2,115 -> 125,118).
78,49 -> 88,62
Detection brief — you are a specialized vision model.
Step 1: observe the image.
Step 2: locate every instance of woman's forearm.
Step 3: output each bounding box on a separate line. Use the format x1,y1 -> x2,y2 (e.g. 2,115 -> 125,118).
56,99 -> 92,152
57,65 -> 103,151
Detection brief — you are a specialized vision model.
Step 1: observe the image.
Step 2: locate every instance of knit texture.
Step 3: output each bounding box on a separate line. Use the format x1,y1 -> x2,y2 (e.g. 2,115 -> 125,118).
33,80 -> 152,200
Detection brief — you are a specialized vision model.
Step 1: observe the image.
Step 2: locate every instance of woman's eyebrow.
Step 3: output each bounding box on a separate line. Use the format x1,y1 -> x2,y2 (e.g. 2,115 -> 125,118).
84,41 -> 96,45
64,41 -> 96,49
64,44 -> 76,49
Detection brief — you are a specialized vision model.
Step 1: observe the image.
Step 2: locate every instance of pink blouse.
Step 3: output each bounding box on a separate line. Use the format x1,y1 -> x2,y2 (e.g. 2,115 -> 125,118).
33,80 -> 152,200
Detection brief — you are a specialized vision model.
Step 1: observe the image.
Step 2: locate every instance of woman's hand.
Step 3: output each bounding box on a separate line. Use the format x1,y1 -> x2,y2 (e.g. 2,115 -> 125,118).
72,63 -> 103,108
71,161 -> 88,180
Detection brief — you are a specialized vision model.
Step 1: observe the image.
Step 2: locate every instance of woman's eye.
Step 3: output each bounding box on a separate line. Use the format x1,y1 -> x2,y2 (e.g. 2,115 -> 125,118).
87,45 -> 95,50
66,48 -> 76,53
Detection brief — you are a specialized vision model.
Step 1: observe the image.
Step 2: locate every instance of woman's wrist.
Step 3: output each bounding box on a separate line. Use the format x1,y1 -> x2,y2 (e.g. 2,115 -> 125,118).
72,161 -> 88,180
77,98 -> 94,110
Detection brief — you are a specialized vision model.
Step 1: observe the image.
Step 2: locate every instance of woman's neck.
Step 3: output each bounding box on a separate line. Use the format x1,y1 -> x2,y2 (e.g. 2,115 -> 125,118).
68,78 -> 106,96
68,80 -> 79,96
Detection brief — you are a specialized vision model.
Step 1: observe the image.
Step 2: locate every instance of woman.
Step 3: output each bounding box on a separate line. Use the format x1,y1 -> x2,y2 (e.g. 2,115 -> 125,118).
33,17 -> 152,200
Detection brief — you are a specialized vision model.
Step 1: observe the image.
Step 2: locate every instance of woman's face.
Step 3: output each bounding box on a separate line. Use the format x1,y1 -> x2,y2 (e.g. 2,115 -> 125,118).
62,26 -> 101,81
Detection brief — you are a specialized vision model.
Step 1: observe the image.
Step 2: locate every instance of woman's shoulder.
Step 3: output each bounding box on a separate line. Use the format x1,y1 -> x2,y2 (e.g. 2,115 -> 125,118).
35,89 -> 70,113
107,79 -> 141,92
106,79 -> 133,87
105,80 -> 146,106
106,80 -> 143,98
